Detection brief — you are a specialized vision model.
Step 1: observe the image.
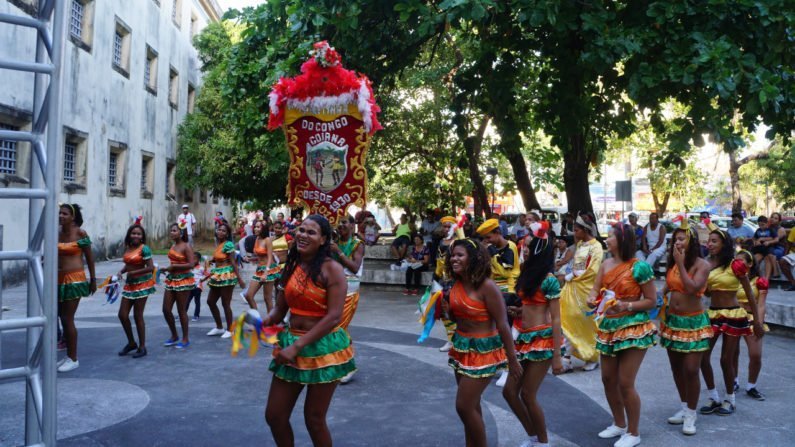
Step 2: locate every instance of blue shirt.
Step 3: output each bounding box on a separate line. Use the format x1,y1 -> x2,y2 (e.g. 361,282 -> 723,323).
727,224 -> 754,241
499,220 -> 509,237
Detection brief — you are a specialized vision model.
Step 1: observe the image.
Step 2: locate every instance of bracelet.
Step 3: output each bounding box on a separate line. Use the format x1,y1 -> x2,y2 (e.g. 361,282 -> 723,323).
627,302 -> 633,312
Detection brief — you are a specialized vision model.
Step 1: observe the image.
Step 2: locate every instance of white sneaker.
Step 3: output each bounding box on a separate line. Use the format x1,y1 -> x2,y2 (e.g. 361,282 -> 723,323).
667,408 -> 685,425
682,413 -> 696,435
339,370 -> 356,384
518,436 -> 538,447
239,291 -> 247,302
583,361 -> 599,371
221,330 -> 232,339
207,327 -> 225,336
57,358 -> 79,373
56,357 -> 67,367
614,433 -> 641,447
598,424 -> 627,439
439,341 -> 453,352
495,370 -> 508,387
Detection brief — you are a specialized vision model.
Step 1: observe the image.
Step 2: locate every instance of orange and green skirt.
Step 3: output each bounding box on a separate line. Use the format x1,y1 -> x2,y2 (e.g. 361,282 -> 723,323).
516,324 -> 563,362
269,327 -> 356,384
208,265 -> 237,288
707,306 -> 751,337
448,329 -> 507,378
253,262 -> 281,283
659,309 -> 713,352
122,273 -> 156,299
58,269 -> 89,302
164,271 -> 194,292
596,311 -> 656,357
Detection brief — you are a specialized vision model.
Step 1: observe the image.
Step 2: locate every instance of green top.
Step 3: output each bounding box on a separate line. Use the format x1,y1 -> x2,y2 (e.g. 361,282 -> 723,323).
141,245 -> 152,260
632,260 -> 654,285
76,236 -> 92,248
395,223 -> 411,239
222,241 -> 235,254
540,275 -> 561,300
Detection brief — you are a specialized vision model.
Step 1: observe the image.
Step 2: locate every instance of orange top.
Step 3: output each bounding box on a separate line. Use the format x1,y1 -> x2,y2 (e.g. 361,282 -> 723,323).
58,237 -> 91,256
254,238 -> 269,257
519,276 -> 562,306
123,245 -> 152,267
213,241 -> 235,263
449,282 -> 490,322
520,289 -> 546,306
284,265 -> 327,317
603,261 -> 640,300
168,248 -> 187,264
666,264 -> 705,298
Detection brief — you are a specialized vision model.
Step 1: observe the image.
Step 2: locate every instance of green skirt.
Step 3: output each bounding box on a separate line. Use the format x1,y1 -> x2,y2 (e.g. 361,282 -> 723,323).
659,310 -> 713,353
269,327 -> 357,384
208,265 -> 237,288
595,311 -> 656,357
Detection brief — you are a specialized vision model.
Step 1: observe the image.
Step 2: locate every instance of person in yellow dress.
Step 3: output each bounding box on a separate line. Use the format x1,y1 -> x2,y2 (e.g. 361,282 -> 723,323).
559,212 -> 604,371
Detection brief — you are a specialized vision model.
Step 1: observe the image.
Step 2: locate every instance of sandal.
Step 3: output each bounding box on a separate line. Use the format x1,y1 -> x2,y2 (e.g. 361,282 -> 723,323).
118,343 -> 138,356
132,348 -> 148,358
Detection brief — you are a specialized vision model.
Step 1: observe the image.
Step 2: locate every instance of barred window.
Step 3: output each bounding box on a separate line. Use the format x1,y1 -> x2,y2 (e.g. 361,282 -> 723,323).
108,152 -> 118,187
144,58 -> 151,85
70,0 -> 84,39
0,123 -> 18,175
64,142 -> 76,182
113,31 -> 123,67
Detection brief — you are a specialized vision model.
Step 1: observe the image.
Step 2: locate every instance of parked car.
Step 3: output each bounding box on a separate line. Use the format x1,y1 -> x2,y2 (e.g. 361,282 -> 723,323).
504,209 -> 563,237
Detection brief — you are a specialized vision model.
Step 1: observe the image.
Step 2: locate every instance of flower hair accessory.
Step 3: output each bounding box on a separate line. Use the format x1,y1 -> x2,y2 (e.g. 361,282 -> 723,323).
133,215 -> 143,226
177,220 -> 188,230
310,41 -> 341,68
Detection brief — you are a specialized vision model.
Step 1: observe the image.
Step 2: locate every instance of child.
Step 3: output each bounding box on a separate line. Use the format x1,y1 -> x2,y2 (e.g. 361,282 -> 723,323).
185,252 -> 206,321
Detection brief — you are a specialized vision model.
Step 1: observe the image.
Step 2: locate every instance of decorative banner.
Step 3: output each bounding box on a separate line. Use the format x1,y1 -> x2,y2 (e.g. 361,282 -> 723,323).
267,41 -> 382,225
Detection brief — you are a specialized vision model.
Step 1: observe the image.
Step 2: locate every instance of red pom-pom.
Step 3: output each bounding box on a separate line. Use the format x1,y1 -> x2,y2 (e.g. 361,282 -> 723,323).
756,277 -> 769,291
731,259 -> 749,277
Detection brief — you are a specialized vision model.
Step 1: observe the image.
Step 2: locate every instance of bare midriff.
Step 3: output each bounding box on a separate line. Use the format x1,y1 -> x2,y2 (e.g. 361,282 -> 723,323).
668,291 -> 704,314
707,291 -> 740,308
521,304 -> 551,329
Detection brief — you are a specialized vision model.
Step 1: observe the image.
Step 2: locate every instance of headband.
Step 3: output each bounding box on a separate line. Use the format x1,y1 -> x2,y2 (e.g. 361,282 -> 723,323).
703,218 -> 729,240
575,214 -> 598,235
461,238 -> 478,250
59,202 -> 75,216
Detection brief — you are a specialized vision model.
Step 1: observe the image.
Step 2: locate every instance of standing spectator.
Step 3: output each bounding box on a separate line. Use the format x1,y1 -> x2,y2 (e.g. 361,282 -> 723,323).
636,212 -> 667,269
186,252 -> 206,321
511,213 -> 529,241
497,214 -> 509,237
404,234 -> 430,295
779,225 -> 795,291
727,213 -> 754,246
275,212 -> 285,224
391,214 -> 413,265
628,213 -> 644,252
695,211 -> 711,256
178,204 -> 197,247
358,215 -> 381,245
751,216 -> 778,279
420,209 -> 440,247
560,212 -> 575,241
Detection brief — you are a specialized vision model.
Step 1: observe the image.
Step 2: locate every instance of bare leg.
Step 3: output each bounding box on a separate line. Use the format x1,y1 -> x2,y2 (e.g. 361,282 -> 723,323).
616,349 -> 647,436
744,334 -> 763,384
174,290 -> 190,343
118,298 -> 136,347
162,290 -> 178,340
206,287 -> 223,329
520,360 -> 552,443
220,286 -> 235,330
667,350 -> 686,404
244,279 -> 262,310
601,354 -> 626,429
455,374 -> 492,447
59,299 -> 81,361
265,376 -> 304,447
262,281 -> 275,313
700,335 -> 719,391
502,364 -> 535,437
682,351 -> 703,410
132,297 -> 148,349
304,382 -> 340,447
719,334 -> 740,395
779,258 -> 795,285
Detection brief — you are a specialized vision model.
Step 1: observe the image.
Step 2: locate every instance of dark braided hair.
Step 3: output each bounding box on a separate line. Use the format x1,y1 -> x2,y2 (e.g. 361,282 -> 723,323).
515,237 -> 553,297
611,223 -> 636,261
446,239 -> 491,289
279,214 -> 333,289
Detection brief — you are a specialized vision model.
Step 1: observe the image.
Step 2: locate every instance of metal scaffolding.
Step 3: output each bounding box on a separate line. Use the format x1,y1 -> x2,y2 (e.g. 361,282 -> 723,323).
0,0 -> 66,445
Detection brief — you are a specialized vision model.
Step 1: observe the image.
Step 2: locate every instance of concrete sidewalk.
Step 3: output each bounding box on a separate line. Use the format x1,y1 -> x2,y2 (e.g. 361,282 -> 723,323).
1,257 -> 794,446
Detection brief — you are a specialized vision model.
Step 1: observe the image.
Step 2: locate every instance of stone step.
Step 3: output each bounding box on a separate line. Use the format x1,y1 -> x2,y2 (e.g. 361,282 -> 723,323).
362,244 -> 395,260
361,268 -> 433,286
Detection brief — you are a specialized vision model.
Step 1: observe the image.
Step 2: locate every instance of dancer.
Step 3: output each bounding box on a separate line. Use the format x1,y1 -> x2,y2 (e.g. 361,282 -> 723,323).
162,223 -> 195,348
588,223 -> 656,447
442,238 -> 521,447
117,222 -> 156,358
244,220 -> 276,311
559,212 -> 603,371
207,222 -> 246,338
57,203 -> 96,372
659,220 -> 711,435
271,220 -> 293,274
699,224 -> 763,416
263,215 -> 355,446
733,250 -> 769,401
435,215 -> 460,352
503,231 -> 564,447
331,215 -> 365,384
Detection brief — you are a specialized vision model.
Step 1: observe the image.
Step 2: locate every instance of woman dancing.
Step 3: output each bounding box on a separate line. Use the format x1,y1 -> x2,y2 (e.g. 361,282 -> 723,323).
162,223 -> 195,348
57,203 -> 96,372
117,222 -> 156,358
207,222 -> 246,338
243,220 -> 276,311
588,224 -> 656,447
263,215 -> 356,446
503,232 -> 563,447
699,226 -> 763,416
271,220 -> 293,276
732,250 -> 769,401
442,238 -> 521,447
659,221 -> 711,435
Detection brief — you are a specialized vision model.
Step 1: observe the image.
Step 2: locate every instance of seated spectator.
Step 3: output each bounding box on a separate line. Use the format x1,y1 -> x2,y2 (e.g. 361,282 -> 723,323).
751,216 -> 778,279
727,212 -> 755,244
358,215 -> 381,246
404,234 -> 430,295
779,225 -> 795,291
420,209 -> 440,247
511,213 -> 529,241
391,214 -> 413,265
636,212 -> 667,270
628,212 -> 644,252
554,237 -> 574,286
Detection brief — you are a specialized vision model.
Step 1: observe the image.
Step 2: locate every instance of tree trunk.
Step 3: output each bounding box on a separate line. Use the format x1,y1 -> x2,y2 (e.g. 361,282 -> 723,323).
563,134 -> 593,215
505,151 -> 541,211
465,117 -> 491,219
728,150 -> 743,214
651,190 -> 670,216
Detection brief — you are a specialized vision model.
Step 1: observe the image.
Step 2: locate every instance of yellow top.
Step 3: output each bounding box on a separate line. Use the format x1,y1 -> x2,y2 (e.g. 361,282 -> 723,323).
706,265 -> 740,292
272,235 -> 290,252
788,228 -> 795,254
489,240 -> 520,292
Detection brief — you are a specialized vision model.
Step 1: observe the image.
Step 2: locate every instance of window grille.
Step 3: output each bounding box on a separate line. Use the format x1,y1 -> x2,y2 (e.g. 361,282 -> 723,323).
64,142 -> 76,182
108,152 -> 118,186
70,0 -> 83,39
0,123 -> 18,175
113,31 -> 123,67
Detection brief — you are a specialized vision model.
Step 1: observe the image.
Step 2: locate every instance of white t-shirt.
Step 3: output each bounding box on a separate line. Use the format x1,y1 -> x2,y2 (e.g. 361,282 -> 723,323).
178,212 -> 197,235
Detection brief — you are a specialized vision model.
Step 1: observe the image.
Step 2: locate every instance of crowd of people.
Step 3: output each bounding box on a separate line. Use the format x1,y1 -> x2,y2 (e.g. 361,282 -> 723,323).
54,201 -> 791,446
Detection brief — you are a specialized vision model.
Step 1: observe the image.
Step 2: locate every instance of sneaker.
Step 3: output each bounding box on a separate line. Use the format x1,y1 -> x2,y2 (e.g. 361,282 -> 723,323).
682,413 -> 696,435
597,424 -> 627,439
163,338 -> 179,347
207,328 -> 225,336
518,436 -> 538,447
667,408 -> 685,425
131,348 -> 147,358
340,370 -> 356,384
56,357 -> 67,367
439,341 -> 453,352
239,291 -> 247,302
733,381 -> 739,393
583,361 -> 599,371
57,358 -> 79,373
560,357 -> 573,373
175,341 -> 190,349
746,388 -> 766,401
786,285 -> 795,292
495,370 -> 508,387
191,316 -> 199,322
221,330 -> 232,339
699,398 -> 722,415
614,433 -> 641,447
716,400 -> 735,416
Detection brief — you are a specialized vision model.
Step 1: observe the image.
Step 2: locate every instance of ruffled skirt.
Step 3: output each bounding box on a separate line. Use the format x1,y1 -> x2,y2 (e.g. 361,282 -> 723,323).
122,273 -> 156,299
253,262 -> 281,283
208,265 -> 237,288
58,269 -> 89,302
659,309 -> 713,352
708,307 -> 752,336
515,324 -> 563,362
448,329 -> 507,378
269,327 -> 356,384
164,271 -> 194,292
596,311 -> 656,357
339,290 -> 360,331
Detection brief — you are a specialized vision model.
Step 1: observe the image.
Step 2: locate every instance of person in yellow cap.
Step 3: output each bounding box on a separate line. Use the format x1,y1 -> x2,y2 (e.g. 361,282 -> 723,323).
477,218 -> 521,295
434,216 -> 460,352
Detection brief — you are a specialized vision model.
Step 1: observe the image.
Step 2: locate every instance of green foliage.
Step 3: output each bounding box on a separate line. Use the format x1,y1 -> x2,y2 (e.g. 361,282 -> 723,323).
755,141 -> 795,209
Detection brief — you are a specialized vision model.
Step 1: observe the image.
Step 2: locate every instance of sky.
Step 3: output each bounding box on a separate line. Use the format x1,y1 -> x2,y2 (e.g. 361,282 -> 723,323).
218,0 -> 263,10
